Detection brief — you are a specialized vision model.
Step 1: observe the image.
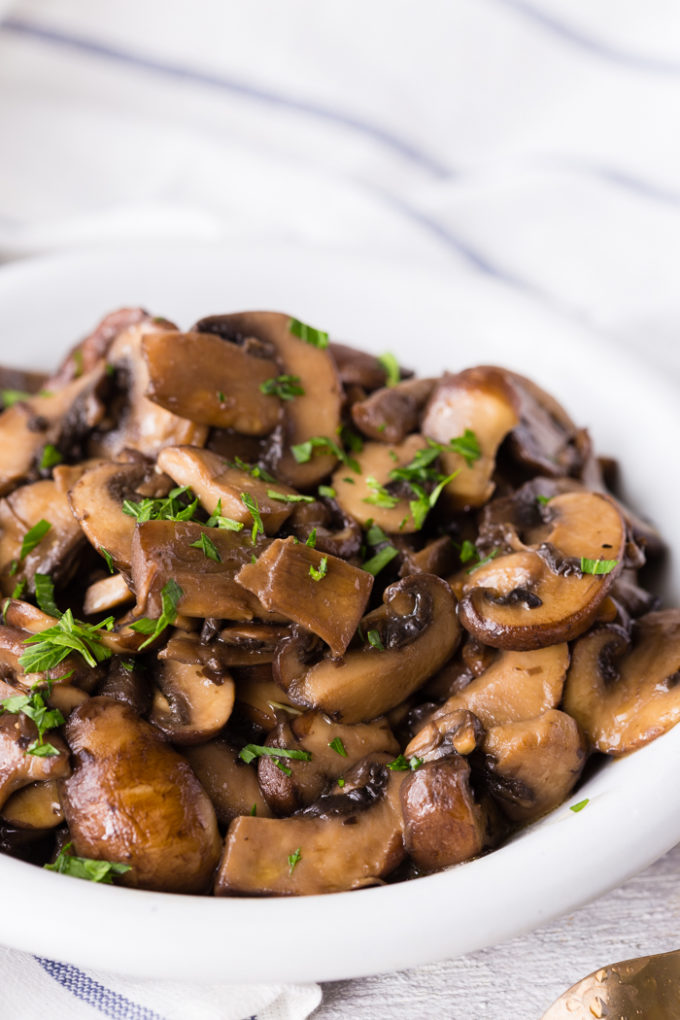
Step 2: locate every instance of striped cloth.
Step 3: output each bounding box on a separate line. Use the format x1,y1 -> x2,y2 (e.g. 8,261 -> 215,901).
1,2 -> 680,1018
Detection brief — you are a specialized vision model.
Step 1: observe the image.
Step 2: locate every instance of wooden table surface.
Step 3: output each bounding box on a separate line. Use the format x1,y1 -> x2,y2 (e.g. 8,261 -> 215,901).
316,842 -> 680,1018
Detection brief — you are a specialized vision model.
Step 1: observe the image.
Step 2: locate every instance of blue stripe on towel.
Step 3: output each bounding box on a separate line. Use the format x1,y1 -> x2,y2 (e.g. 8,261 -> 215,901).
35,958 -> 168,1020
0,16 -> 450,179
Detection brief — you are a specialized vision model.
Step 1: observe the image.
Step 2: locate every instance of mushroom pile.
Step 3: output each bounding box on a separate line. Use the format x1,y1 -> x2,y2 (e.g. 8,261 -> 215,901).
0,308 -> 677,896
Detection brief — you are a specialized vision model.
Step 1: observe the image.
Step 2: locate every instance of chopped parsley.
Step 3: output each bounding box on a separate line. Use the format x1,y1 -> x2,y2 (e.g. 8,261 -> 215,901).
11,580 -> 26,600
318,485 -> 336,499
217,390 -> 226,403
206,500 -> 244,532
447,428 -> 482,468
459,539 -> 479,564
362,545 -> 398,577
309,556 -> 328,582
387,754 -> 423,771
287,847 -> 302,874
291,436 -> 360,474
337,777 -> 346,788
250,804 -> 257,816
239,744 -> 312,770
536,494 -> 551,506
39,444 -> 63,470
580,557 -> 618,575
328,737 -> 347,757
363,477 -> 399,509
569,798 -> 589,813
122,487 -> 198,524
467,549 -> 500,575
190,532 -> 221,563
366,629 -> 384,651
240,492 -> 264,544
44,844 -> 131,884
130,579 -> 183,650
99,546 -> 116,575
377,352 -> 400,387
289,317 -> 329,349
229,457 -> 276,483
266,489 -> 315,504
19,519 -> 52,562
260,374 -> 305,401
34,573 -> 60,618
1,389 -> 32,408
305,529 -> 317,548
20,609 -> 114,674
0,680 -> 65,756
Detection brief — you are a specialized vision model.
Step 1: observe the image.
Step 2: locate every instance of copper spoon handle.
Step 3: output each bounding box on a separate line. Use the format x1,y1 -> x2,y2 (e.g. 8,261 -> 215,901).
542,949 -> 680,1019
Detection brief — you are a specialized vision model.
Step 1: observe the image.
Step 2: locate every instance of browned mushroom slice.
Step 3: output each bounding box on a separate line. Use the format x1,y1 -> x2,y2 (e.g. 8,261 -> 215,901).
130,519 -> 268,621
0,365 -> 107,496
501,368 -> 587,478
0,480 -> 85,596
329,342 -> 406,392
214,758 -> 407,895
156,446 -> 298,534
275,574 -> 460,723
235,538 -> 373,657
68,460 -> 171,576
89,320 -> 208,459
215,623 -> 292,666
257,711 -> 400,814
1,780 -> 64,829
421,367 -> 519,509
351,378 -> 436,444
398,535 -> 458,579
401,753 -> 493,871
331,434 -> 430,534
563,610 -> 680,755
459,491 -> 626,650
143,331 -> 281,434
60,697 -> 222,893
0,714 -> 70,810
148,657 -> 235,745
232,664 -> 301,731
184,741 -> 272,826
427,644 -> 569,730
83,574 -> 134,616
193,312 -> 342,489
482,709 -> 586,822
48,307 -> 149,387
97,657 -> 151,717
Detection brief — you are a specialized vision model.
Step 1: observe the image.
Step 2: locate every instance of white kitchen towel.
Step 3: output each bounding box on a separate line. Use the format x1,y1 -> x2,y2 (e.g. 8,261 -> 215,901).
0,946 -> 322,1020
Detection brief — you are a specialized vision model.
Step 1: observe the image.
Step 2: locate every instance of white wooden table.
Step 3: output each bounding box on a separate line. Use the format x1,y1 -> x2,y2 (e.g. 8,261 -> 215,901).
316,842 -> 680,1018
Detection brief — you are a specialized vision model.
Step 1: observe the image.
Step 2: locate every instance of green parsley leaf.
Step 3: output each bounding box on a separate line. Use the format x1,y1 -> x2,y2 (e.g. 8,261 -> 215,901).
363,476 -> 399,509
580,557 -> 618,575
190,532 -> 221,563
569,798 -> 589,813
217,390 -> 226,403
536,494 -> 551,506
259,374 -> 305,401
337,777 -> 345,788
305,528 -> 317,548
39,444 -> 63,470
447,428 -> 481,468
20,610 -> 114,673
328,737 -> 347,757
318,485 -> 336,499
99,547 -> 116,575
1,389 -> 32,408
130,579 -> 183,650
122,487 -> 199,524
250,804 -> 257,816
27,740 -> 61,757
387,754 -> 423,771
377,352 -> 400,388
230,457 -> 276,483
44,843 -> 131,884
239,744 -> 312,765
362,545 -> 398,577
19,519 -> 51,562
0,680 -> 65,752
365,522 -> 389,547
206,501 -> 245,532
289,317 -> 329,349
240,492 -> 264,544
287,847 -> 302,874
291,436 -> 360,473
467,549 -> 500,575
459,539 -> 479,564
11,579 -> 26,600
266,489 -> 315,504
366,629 -> 384,651
309,556 -> 328,582
338,425 -> 364,454
34,574 -> 60,618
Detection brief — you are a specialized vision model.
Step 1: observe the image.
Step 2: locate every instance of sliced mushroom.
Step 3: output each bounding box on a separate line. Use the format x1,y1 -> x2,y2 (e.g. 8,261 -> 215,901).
97,657 -> 151,717
183,741 -> 272,826
275,573 -> 460,723
427,644 -> 569,730
459,491 -> 626,649
89,320 -> 208,459
60,697 -> 222,893
421,367 -> 519,509
482,709 -> 586,822
501,368 -> 588,478
351,378 -> 436,444
257,711 -> 400,814
193,312 -> 343,489
156,445 -> 298,533
1,780 -> 64,830
0,713 -> 70,810
48,307 -> 149,387
232,663 -> 301,731
235,538 -> 373,657
214,757 -> 407,895
130,519 -> 269,621
331,434 -> 430,533
148,657 -> 235,745
83,573 -> 134,616
563,610 -> 680,755
143,331 -> 282,434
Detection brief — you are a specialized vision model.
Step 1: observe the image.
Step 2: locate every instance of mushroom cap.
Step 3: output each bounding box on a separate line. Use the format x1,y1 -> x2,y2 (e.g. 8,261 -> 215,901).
148,657 -> 235,746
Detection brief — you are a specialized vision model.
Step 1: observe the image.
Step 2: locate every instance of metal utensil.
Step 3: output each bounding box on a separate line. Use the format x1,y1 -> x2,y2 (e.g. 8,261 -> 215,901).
542,949 -> 680,1019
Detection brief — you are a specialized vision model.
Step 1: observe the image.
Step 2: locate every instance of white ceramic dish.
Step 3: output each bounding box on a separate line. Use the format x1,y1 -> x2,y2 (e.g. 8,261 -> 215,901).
0,243 -> 678,983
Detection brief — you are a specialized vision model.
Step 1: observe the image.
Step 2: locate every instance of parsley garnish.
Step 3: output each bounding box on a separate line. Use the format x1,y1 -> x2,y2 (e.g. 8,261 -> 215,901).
377,352 -> 400,387
19,519 -> 51,562
1,389 -> 32,408
230,457 -> 276,483
217,390 -> 226,403
122,486 -> 198,524
34,574 -> 60,618
467,549 -> 500,575
260,374 -> 305,401
190,532 -> 221,563
11,580 -> 26,600
363,477 -> 399,509
447,429 -> 482,467
305,528 -> 317,548
328,737 -> 347,757
569,798 -> 589,813
250,804 -> 257,816
39,444 -> 63,470
309,556 -> 328,582
287,847 -> 302,874
387,754 -> 423,771
99,547 -> 116,574
130,579 -> 183,650
337,777 -> 345,788
580,557 -> 618,575
366,629 -> 384,651
20,610 -> 114,673
206,500 -> 244,532
459,539 -> 478,564
0,680 -> 65,756
362,545 -> 398,577
536,494 -> 551,506
239,744 -> 312,765
44,844 -> 131,884
266,489 -> 315,504
318,485 -> 336,499
240,493 -> 264,544
289,317 -> 329,349
291,436 -> 360,474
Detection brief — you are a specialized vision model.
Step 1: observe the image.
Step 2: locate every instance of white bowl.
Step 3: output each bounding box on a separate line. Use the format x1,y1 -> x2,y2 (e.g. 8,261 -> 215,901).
0,243 -> 678,982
